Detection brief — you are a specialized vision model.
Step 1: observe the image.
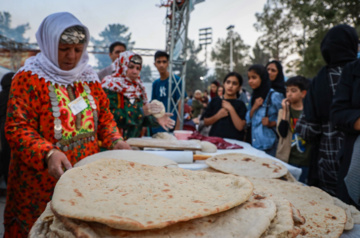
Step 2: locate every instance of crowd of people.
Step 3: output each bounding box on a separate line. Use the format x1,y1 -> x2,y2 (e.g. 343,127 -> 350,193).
0,11 -> 359,237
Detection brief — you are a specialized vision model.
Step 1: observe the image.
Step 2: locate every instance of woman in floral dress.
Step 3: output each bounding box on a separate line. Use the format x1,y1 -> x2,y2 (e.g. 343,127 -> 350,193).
101,51 -> 175,139
4,12 -> 130,237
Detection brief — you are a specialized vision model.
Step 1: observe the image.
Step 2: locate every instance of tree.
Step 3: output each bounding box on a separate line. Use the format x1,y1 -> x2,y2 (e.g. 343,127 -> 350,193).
254,0 -> 295,61
210,32 -> 250,83
91,24 -> 135,70
250,41 -> 271,65
140,65 -> 152,83
185,40 -> 208,94
0,11 -> 30,42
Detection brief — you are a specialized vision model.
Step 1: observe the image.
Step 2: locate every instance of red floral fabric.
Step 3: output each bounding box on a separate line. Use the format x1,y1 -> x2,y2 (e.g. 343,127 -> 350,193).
4,70 -> 122,237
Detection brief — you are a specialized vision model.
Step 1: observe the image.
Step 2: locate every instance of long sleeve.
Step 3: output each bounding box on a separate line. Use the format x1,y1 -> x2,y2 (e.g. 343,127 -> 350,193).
331,62 -> 360,134
5,71 -> 54,171
92,82 -> 123,148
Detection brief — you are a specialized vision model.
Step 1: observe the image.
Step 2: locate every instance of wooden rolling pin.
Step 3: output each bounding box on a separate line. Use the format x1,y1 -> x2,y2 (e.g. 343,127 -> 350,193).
193,154 -> 212,160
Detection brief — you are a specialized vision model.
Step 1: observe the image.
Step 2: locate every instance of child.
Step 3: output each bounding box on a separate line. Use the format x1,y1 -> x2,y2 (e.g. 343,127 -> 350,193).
203,72 -> 247,140
192,90 -> 205,118
276,76 -> 311,183
246,64 -> 283,156
151,51 -> 183,134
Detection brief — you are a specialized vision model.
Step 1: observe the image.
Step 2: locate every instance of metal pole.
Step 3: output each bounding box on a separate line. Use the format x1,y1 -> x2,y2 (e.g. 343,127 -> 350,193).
229,29 -> 233,71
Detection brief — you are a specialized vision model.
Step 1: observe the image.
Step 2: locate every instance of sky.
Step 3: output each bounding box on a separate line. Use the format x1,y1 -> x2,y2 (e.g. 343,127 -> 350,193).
1,0 -> 267,74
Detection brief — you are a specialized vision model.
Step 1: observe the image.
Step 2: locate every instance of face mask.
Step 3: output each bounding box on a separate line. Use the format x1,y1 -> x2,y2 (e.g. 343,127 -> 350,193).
357,51 -> 360,59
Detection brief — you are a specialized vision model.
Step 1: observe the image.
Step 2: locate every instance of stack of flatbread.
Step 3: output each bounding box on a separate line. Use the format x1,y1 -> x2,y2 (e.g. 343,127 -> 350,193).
30,152 -> 360,237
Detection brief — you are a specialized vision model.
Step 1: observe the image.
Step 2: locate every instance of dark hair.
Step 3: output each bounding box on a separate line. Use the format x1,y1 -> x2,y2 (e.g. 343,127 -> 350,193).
211,80 -> 220,87
248,64 -> 268,82
154,50 -> 169,61
285,76 -> 310,91
223,72 -> 243,86
109,41 -> 126,53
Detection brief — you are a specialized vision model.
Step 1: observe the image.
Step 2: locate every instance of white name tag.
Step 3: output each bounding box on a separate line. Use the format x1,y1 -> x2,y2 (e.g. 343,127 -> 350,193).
68,96 -> 87,115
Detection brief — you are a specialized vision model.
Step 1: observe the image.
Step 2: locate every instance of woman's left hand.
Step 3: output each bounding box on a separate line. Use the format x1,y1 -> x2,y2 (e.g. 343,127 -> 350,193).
113,140 -> 132,150
262,117 -> 270,126
156,113 -> 176,131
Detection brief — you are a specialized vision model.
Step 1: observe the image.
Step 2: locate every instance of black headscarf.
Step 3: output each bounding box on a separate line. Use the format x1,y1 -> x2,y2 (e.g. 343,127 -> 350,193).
304,24 -> 358,123
266,60 -> 286,97
249,64 -> 271,106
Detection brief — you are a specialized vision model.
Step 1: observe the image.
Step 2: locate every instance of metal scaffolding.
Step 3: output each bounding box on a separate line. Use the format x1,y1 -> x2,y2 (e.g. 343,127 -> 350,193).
162,0 -> 191,129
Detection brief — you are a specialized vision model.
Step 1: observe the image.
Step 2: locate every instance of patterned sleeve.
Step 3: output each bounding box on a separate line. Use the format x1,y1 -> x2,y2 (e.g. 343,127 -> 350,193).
92,82 -> 123,148
295,112 -> 321,142
5,71 -> 53,171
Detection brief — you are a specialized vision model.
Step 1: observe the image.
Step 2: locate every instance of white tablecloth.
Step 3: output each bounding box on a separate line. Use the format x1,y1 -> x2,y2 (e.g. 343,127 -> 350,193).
176,138 -> 302,180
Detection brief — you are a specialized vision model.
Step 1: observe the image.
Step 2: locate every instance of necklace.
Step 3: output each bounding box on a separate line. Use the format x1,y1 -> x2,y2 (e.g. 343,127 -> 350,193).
49,82 -> 98,152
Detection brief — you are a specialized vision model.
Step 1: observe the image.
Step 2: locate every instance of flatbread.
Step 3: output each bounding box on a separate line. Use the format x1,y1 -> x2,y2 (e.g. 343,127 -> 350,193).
150,99 -> 165,118
152,132 -> 177,141
206,153 -> 288,179
261,197 -> 300,238
200,141 -> 217,153
47,195 -> 276,238
248,177 -> 347,237
74,150 -> 178,168
51,159 -> 253,231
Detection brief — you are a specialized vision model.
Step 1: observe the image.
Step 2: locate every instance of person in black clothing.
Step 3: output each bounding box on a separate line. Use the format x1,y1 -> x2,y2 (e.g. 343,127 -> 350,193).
0,72 -> 15,183
331,58 -> 360,209
203,72 -> 246,140
295,24 -> 358,196
266,60 -> 286,97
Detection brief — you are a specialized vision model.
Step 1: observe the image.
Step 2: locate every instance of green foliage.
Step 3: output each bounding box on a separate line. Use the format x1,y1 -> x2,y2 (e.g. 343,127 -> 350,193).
254,0 -> 296,61
0,11 -> 30,42
210,32 -> 250,83
140,65 -> 152,83
255,0 -> 360,78
91,24 -> 135,70
250,42 -> 271,65
185,40 -> 208,94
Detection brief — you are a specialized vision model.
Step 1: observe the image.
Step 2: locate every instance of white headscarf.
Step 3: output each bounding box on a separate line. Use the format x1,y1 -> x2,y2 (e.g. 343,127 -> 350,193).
20,12 -> 98,85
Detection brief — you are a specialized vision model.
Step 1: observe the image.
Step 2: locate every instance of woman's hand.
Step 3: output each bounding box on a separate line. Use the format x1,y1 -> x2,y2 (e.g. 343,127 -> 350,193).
216,108 -> 229,119
262,117 -> 270,126
253,97 -> 264,110
156,113 -> 176,131
222,100 -> 234,112
113,140 -> 132,150
143,103 -> 163,116
47,150 -> 72,180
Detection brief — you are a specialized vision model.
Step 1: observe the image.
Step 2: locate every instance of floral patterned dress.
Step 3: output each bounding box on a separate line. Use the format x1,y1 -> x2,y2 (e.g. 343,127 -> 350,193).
4,70 -> 122,237
104,88 -> 158,140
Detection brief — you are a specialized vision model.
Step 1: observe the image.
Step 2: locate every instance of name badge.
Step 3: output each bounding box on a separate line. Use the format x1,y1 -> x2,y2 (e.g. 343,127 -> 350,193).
68,96 -> 88,115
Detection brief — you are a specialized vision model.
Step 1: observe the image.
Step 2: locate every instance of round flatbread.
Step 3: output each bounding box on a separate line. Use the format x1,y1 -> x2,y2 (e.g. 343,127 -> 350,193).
200,141 -> 217,153
52,159 -> 253,231
74,150 -> 177,168
46,195 -> 275,238
249,177 -> 347,237
152,132 -> 177,141
150,99 -> 165,118
206,153 -> 288,179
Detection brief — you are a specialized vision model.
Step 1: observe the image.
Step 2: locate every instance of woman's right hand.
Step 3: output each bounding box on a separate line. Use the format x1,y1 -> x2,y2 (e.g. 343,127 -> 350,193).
47,150 -> 72,180
253,97 -> 264,110
217,108 -> 229,119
